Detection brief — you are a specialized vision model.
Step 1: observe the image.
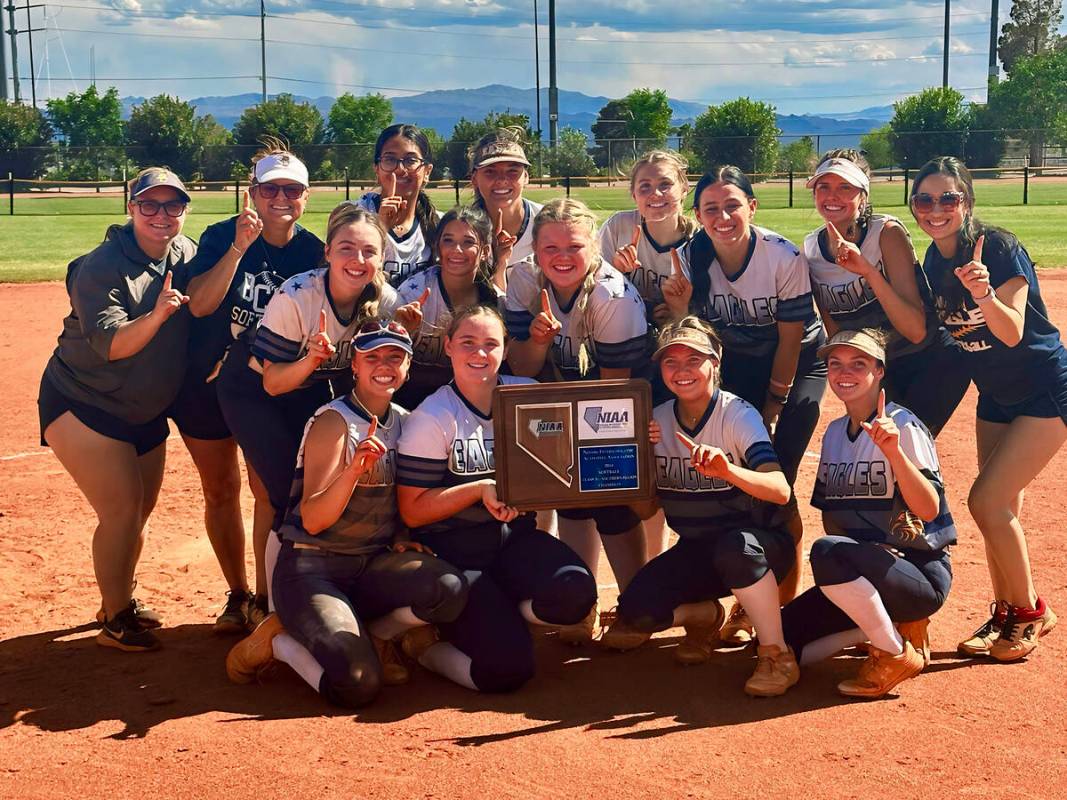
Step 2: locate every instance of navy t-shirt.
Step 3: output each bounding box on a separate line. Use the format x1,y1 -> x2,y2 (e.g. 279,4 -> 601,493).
186,217 -> 324,381
923,230 -> 1065,405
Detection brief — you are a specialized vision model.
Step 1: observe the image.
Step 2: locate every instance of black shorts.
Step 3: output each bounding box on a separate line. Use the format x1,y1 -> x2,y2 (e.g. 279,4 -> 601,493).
557,504 -> 640,536
168,372 -> 231,441
38,372 -> 169,456
976,363 -> 1067,426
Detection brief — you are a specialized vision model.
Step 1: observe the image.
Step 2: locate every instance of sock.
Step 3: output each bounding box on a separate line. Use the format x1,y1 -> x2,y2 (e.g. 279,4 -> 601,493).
368,606 -> 422,641
1013,596 -> 1046,621
519,599 -> 550,626
272,632 -> 324,693
264,531 -> 281,613
418,641 -> 478,691
820,577 -> 904,655
798,628 -> 868,666
731,571 -> 787,650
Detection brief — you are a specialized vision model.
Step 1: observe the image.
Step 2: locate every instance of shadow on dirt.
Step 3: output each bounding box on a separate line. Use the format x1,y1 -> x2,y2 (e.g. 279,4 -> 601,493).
0,625 -> 990,742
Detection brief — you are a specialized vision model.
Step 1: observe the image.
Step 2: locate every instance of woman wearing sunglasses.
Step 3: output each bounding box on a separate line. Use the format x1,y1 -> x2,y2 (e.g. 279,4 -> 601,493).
804,149 -> 969,437
356,124 -> 441,287
910,156 -> 1064,660
39,168 -> 203,651
170,143 -> 323,633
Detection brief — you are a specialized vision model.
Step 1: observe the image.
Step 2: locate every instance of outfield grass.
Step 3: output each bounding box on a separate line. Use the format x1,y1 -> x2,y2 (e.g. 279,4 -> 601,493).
2,181 -> 1066,282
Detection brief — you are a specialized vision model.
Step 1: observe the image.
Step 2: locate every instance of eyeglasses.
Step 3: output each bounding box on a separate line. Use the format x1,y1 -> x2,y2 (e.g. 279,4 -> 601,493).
910,191 -> 965,214
253,182 -> 306,200
376,155 -> 425,172
133,199 -> 188,218
358,319 -> 409,335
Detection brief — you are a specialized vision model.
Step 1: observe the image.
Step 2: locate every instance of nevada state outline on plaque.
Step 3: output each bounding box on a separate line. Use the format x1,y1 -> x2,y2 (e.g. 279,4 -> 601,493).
514,402 -> 574,487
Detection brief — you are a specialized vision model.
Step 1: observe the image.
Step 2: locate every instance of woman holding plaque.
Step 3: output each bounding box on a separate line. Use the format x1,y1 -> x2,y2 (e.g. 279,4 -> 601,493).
396,305 -> 597,693
505,198 -> 651,642
599,317 -> 799,697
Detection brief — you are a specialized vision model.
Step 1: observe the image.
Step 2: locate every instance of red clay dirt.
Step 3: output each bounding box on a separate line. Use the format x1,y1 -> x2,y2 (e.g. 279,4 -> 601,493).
1,280 -> 1066,800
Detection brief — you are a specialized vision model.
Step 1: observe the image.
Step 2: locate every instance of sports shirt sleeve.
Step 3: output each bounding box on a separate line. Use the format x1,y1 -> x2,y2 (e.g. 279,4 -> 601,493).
773,242 -> 817,324
895,411 -> 942,485
503,261 -> 539,341
395,406 -> 451,488
587,280 -> 649,369
70,253 -> 129,361
251,283 -> 307,363
728,400 -> 780,470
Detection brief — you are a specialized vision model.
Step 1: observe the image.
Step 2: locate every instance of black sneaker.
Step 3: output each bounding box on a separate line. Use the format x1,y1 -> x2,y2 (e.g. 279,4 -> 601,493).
97,607 -> 161,652
95,597 -> 163,630
214,589 -> 251,635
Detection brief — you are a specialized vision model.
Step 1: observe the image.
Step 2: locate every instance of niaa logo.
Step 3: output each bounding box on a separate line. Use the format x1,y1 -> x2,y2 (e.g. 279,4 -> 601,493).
529,419 -> 564,438
583,406 -> 629,433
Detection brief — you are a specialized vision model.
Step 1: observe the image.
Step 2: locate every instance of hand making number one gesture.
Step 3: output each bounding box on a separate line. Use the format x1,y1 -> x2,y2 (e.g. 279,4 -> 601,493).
825,219 -> 872,278
395,287 -> 430,334
661,248 -> 693,319
378,172 -> 407,231
233,188 -> 264,254
530,288 -> 563,346
613,225 -> 642,274
493,208 -> 518,267
860,389 -> 900,460
953,234 -> 991,302
675,430 -> 731,480
348,414 -> 388,480
154,270 -> 190,321
307,309 -> 337,365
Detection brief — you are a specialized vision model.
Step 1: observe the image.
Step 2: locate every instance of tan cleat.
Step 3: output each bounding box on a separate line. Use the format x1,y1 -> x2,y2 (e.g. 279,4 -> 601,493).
226,613 -> 284,684
720,602 -> 754,646
838,640 -> 923,699
744,644 -> 800,697
400,624 -> 440,662
373,635 -> 411,686
558,603 -> 599,646
599,619 -> 651,651
897,617 -> 931,667
674,600 -> 725,665
989,600 -> 1057,662
957,601 -> 1007,657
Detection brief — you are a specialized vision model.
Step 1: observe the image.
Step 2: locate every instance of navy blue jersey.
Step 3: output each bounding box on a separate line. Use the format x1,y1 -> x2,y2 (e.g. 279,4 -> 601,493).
186,218 -> 324,381
923,230 -> 1066,406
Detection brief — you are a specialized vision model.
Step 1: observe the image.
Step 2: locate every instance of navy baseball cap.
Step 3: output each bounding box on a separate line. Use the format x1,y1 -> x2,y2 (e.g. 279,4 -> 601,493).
354,320 -> 413,355
130,168 -> 190,202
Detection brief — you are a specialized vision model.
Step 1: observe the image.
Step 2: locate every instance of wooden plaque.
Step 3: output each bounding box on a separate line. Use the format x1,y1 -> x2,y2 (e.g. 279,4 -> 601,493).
492,379 -> 656,511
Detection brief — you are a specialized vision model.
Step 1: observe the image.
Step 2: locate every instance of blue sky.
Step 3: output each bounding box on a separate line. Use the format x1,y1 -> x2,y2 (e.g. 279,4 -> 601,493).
8,0 -> 1066,114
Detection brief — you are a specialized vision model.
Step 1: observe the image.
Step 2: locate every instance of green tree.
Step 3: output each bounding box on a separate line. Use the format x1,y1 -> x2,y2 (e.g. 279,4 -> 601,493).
859,124 -> 895,169
126,94 -> 232,179
986,47 -> 1067,166
194,116 -> 238,181
965,103 -> 1008,169
591,98 -> 633,169
444,111 -> 533,179
233,93 -> 327,176
692,97 -> 780,175
623,88 -> 673,149
46,85 -> 125,179
888,87 -> 969,168
421,128 -> 448,181
326,93 -> 393,179
0,102 -> 53,177
547,127 -> 596,178
999,0 -> 1063,76
777,135 -> 816,172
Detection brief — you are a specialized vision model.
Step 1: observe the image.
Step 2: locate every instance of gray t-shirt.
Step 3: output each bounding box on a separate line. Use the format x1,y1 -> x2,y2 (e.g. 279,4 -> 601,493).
44,222 -> 198,424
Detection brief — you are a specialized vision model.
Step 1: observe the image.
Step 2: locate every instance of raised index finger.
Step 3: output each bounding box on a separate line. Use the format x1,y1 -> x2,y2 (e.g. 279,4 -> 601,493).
496,208 -> 504,235
384,171 -> 396,198
540,288 -> 554,318
825,220 -> 843,248
365,414 -> 378,441
670,248 -> 682,278
318,308 -> 328,334
417,287 -> 431,306
630,225 -> 641,248
162,270 -> 172,292
674,430 -> 696,453
877,388 -> 886,417
243,189 -> 252,212
972,234 -> 985,264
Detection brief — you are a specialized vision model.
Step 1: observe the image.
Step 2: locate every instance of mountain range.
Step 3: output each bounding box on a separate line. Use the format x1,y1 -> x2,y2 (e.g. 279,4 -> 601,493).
120,84 -> 894,147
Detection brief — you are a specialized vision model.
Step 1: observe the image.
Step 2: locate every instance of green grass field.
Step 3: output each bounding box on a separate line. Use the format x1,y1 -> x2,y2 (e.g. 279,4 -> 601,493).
2,179 -> 1066,282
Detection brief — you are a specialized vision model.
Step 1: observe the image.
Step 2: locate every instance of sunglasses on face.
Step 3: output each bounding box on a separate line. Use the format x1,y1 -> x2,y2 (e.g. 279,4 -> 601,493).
376,155 -> 425,172
358,319 -> 409,336
910,191 -> 965,214
133,199 -> 188,218
253,182 -> 306,200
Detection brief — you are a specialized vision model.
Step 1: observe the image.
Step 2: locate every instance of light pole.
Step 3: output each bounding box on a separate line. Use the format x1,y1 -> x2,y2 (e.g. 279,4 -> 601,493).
942,0 -> 951,88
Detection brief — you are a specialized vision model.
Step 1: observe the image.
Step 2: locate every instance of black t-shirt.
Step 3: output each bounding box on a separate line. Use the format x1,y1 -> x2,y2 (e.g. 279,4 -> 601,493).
923,230 -> 1066,405
186,217 -> 324,381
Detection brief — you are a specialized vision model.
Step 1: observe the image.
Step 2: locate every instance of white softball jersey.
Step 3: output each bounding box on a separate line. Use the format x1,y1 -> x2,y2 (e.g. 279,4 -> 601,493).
278,396 -> 407,554
812,402 -> 957,551
251,267 -> 401,385
653,390 -> 786,539
504,259 -> 649,377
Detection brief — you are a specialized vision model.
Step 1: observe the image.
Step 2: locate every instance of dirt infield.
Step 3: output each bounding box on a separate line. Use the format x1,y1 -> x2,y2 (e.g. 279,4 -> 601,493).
2,281 -> 1066,800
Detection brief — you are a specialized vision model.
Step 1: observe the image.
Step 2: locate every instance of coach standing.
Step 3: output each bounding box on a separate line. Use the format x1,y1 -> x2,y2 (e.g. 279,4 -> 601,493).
40,167 -> 216,652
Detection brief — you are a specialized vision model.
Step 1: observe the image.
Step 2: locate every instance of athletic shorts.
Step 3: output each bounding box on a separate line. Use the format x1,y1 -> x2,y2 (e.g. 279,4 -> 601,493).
976,370 -> 1067,426
558,504 -> 640,536
38,372 -> 169,456
168,371 -> 231,441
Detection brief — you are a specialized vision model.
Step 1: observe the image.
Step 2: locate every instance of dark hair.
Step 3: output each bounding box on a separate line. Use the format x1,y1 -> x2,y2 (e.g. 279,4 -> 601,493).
910,156 -> 1016,315
692,165 -> 755,210
374,123 -> 439,244
816,148 -> 873,236
432,205 -> 498,304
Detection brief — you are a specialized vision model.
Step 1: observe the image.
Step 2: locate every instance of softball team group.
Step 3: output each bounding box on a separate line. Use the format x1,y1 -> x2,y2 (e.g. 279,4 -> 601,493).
39,121 -> 1065,709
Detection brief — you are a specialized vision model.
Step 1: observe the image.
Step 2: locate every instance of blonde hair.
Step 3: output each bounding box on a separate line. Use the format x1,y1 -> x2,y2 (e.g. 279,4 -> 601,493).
531,198 -> 602,376
627,150 -> 698,237
468,126 -> 530,203
248,135 -> 295,182
325,202 -> 389,324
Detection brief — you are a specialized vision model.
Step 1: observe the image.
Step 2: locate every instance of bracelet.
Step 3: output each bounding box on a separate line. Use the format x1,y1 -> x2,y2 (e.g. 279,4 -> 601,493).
973,287 -> 994,305
769,378 -> 793,392
230,243 -> 246,257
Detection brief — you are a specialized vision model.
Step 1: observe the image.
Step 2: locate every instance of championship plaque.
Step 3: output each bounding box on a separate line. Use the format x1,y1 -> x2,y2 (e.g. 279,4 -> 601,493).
492,379 -> 656,511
